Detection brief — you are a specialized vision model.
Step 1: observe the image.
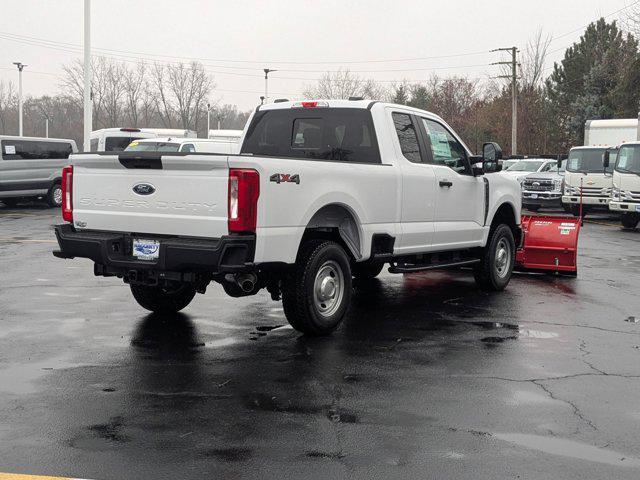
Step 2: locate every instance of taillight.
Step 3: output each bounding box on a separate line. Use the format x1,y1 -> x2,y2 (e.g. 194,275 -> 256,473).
292,101 -> 329,109
61,165 -> 73,223
228,168 -> 259,233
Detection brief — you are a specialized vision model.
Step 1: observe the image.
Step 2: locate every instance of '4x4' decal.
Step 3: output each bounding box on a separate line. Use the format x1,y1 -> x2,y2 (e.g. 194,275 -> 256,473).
270,173 -> 300,184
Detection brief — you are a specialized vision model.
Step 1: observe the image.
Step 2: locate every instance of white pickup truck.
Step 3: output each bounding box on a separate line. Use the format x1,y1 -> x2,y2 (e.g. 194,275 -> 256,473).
53,100 -> 521,335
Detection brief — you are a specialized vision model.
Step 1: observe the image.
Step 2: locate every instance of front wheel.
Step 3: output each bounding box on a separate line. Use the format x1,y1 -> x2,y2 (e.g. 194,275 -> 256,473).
130,283 -> 196,313
474,224 -> 515,291
621,213 -> 639,230
282,240 -> 352,336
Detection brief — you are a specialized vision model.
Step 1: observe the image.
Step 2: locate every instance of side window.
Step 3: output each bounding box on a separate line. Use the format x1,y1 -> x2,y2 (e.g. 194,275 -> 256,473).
421,118 -> 470,174
541,162 -> 552,172
180,143 -> 195,153
392,113 -> 421,163
90,138 -> 99,152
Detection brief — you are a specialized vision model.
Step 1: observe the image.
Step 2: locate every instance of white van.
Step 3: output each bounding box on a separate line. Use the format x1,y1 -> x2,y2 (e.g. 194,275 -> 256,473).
207,129 -> 243,142
90,128 -> 198,152
0,136 -> 78,207
90,128 -> 156,152
124,137 -> 238,154
607,142 -> 640,228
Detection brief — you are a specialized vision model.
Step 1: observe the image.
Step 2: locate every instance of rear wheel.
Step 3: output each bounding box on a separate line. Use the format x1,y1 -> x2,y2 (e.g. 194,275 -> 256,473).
282,240 -> 352,336
474,224 -> 515,291
47,182 -> 62,208
352,260 -> 384,280
130,283 -> 196,313
1,198 -> 18,208
621,213 -> 639,230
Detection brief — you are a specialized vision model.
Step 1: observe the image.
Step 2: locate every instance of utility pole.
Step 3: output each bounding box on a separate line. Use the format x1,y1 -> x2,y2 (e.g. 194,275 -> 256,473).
12,62 -> 26,136
45,117 -> 49,138
83,0 -> 92,151
491,46 -> 519,155
263,68 -> 276,104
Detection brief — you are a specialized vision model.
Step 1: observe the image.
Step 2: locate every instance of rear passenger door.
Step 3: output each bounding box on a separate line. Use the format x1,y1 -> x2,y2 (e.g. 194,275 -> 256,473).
389,110 -> 436,254
417,118 -> 485,249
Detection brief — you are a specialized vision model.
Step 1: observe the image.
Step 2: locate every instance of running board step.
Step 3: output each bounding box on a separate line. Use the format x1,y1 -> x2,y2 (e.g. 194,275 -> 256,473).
388,258 -> 480,274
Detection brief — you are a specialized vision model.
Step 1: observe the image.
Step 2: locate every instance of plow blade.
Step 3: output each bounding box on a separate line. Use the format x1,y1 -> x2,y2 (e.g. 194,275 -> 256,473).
515,215 -> 581,275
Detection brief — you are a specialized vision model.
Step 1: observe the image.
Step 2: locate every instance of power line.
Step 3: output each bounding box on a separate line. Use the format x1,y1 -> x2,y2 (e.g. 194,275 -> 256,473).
0,29 -> 491,66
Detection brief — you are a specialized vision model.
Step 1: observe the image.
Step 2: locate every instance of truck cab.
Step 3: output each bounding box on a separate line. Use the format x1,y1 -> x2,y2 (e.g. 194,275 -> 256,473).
562,146 -> 616,215
608,142 -> 640,228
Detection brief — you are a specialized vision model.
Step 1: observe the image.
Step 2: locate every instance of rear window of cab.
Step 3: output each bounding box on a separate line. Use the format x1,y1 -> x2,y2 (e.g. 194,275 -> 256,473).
241,108 -> 381,164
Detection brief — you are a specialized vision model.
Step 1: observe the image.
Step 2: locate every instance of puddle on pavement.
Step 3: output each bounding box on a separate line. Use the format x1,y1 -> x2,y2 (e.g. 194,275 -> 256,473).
481,336 -> 518,344
70,416 -> 130,451
495,433 -> 640,467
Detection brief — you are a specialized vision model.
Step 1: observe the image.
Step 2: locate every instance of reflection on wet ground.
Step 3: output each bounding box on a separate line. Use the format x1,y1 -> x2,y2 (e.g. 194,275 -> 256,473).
1,210 -> 640,478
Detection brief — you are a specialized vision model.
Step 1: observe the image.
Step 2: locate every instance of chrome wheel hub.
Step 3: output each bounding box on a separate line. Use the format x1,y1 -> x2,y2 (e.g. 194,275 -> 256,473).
495,238 -> 511,278
313,260 -> 345,317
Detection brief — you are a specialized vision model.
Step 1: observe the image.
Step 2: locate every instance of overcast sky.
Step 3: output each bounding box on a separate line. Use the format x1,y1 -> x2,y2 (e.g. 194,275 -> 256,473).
0,0 -> 633,111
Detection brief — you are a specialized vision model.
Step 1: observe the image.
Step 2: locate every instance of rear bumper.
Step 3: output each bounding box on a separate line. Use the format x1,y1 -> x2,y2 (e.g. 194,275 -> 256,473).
53,224 -> 255,275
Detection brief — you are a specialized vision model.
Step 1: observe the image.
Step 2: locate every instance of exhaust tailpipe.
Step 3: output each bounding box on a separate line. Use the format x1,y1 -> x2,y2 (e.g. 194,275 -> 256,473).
235,273 -> 257,293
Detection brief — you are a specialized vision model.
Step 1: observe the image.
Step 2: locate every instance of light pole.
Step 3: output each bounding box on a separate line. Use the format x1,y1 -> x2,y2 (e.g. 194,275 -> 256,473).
83,0 -> 92,151
45,117 -> 49,138
263,68 -> 276,104
206,102 -> 211,138
12,62 -> 26,137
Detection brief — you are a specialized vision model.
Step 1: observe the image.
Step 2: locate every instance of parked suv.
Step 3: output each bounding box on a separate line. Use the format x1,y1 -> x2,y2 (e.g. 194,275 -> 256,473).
521,159 -> 566,211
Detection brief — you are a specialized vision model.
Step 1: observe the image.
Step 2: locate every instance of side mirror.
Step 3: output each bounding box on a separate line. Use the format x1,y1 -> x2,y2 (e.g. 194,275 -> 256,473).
603,150 -> 610,170
481,142 -> 503,173
557,158 -> 563,170
482,142 -> 503,163
468,155 -> 484,176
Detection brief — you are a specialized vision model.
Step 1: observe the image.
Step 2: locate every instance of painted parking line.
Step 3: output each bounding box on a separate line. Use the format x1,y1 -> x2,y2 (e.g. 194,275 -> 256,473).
0,474 -> 90,480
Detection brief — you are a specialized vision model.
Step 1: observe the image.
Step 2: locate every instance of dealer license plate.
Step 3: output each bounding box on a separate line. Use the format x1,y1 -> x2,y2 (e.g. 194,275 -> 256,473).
132,238 -> 160,260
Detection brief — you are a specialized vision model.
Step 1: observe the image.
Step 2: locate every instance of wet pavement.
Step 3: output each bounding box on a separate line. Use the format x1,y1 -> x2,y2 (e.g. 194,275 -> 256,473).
1,204 -> 640,479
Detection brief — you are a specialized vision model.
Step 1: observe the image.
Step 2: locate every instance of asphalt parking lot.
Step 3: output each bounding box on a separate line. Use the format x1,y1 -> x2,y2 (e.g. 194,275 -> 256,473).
1,204 -> 640,479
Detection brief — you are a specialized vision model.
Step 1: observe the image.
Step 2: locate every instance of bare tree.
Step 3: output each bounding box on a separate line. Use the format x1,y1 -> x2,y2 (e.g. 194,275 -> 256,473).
149,61 -> 214,130
303,69 -> 387,100
122,62 -> 147,127
0,80 -> 17,134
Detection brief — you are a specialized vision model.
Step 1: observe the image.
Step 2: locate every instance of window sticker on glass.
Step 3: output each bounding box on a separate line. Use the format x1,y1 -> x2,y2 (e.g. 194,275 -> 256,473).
5,145 -> 15,155
429,131 -> 451,158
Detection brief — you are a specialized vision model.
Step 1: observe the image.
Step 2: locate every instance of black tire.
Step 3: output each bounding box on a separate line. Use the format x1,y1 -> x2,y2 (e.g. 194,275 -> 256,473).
621,213 -> 639,230
570,205 -> 582,217
282,240 -> 352,336
352,260 -> 384,280
47,182 -> 62,208
474,224 -> 515,291
563,204 -> 573,214
1,198 -> 19,208
130,283 -> 196,313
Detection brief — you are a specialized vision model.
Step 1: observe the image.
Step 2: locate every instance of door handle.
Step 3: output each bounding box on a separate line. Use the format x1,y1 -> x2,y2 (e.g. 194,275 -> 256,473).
439,180 -> 453,188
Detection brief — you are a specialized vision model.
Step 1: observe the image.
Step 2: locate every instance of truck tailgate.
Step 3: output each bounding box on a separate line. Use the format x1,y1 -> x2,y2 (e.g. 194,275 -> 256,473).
71,154 -> 229,238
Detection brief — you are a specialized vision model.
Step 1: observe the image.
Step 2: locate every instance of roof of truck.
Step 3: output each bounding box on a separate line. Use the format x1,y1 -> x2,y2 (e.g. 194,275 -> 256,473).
257,99 -> 445,121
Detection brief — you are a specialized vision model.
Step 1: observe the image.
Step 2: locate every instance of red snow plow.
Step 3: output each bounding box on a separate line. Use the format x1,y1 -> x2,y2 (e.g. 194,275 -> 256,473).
515,214 -> 581,275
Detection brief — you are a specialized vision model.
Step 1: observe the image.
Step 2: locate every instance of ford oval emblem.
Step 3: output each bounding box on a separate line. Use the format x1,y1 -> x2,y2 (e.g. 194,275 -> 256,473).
132,183 -> 156,196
